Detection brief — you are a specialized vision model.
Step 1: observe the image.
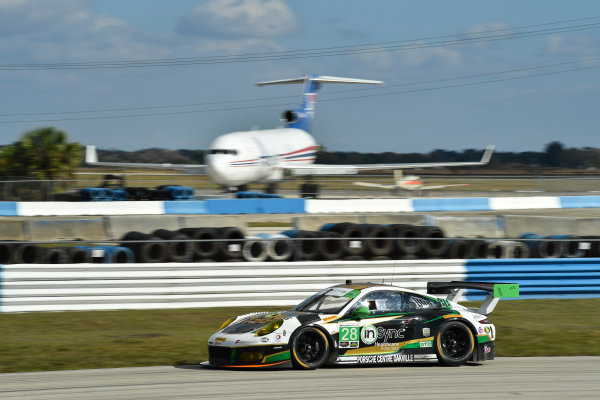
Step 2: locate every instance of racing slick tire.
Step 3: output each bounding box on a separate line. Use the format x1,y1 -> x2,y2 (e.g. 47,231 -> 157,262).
290,327 -> 330,370
435,321 -> 475,366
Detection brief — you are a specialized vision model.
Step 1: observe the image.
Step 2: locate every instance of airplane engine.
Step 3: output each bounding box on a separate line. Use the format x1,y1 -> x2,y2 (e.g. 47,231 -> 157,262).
281,110 -> 298,123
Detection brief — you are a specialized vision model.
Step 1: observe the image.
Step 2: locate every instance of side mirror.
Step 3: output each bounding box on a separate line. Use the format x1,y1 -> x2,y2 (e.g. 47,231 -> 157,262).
351,305 -> 370,319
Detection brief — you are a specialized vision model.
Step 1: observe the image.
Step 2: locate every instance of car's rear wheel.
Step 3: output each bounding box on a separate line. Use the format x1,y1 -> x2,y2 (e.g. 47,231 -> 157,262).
435,321 -> 475,366
290,326 -> 329,369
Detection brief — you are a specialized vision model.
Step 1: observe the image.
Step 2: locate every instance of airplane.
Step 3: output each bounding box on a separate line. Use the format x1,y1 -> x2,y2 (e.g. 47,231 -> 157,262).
353,169 -> 475,196
86,74 -> 494,198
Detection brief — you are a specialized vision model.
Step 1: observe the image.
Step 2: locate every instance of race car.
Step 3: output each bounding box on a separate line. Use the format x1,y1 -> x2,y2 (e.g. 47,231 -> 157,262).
206,280 -> 519,369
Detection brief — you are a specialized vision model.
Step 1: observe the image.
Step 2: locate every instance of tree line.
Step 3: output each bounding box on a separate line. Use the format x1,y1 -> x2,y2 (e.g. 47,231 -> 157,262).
0,127 -> 599,180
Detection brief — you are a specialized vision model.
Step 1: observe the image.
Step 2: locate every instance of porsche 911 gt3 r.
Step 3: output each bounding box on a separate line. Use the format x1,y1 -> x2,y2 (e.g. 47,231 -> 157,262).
206,281 -> 518,369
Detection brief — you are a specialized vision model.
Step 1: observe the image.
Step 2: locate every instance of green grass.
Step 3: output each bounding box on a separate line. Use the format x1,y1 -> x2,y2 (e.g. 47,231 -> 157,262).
0,299 -> 598,373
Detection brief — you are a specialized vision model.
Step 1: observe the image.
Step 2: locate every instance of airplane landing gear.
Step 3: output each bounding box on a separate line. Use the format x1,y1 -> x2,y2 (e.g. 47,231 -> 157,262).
265,183 -> 277,194
300,183 -> 319,198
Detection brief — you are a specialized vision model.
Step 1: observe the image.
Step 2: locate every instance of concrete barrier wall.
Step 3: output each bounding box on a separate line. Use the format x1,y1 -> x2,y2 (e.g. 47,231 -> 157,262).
2,213 -> 600,242
2,195 -> 600,217
1,258 -> 599,313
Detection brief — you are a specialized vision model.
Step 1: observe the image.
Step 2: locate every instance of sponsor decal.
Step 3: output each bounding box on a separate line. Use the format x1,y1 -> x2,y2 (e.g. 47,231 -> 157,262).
484,326 -> 492,334
215,337 -> 226,342
235,339 -> 241,344
360,325 -> 378,345
478,327 -> 484,334
361,325 -> 406,346
275,334 -> 282,341
422,328 -> 430,337
340,326 -> 360,348
357,354 -> 415,364
420,341 -> 433,348
260,337 -> 269,343
484,345 -> 492,354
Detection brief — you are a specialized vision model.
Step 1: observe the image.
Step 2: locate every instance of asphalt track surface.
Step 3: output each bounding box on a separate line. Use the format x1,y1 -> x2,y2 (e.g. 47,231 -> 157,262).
1,357 -> 598,399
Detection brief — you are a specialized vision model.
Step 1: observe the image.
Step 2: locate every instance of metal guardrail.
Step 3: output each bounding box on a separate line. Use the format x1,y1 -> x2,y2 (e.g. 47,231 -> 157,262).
1,258 -> 599,313
0,260 -> 467,312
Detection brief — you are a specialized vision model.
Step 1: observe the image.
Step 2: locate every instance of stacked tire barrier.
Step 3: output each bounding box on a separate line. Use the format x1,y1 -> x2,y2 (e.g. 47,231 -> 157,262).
2,224 -> 600,264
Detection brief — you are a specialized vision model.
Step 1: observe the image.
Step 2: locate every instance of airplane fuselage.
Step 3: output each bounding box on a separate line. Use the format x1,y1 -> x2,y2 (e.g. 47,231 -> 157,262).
206,128 -> 317,187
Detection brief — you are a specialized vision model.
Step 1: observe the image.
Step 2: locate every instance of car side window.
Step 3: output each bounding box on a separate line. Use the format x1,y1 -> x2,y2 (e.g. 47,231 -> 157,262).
405,293 -> 440,311
354,291 -> 404,315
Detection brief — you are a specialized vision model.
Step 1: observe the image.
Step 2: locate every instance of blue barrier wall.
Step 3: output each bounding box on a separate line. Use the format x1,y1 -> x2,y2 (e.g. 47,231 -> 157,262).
205,198 -> 305,214
2,195 -> 600,216
559,196 -> 600,209
0,202 -> 18,216
163,201 -> 208,214
412,197 -> 491,212
465,258 -> 600,300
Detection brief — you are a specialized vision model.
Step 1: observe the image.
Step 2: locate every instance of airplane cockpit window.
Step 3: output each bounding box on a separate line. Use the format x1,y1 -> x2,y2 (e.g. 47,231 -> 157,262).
209,149 -> 238,155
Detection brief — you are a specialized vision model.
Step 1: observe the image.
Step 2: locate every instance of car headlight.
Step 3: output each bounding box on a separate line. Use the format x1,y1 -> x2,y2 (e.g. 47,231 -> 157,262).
219,316 -> 236,330
255,319 -> 283,336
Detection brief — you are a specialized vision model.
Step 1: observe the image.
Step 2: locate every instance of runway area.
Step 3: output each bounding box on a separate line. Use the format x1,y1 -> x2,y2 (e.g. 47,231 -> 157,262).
1,357 -> 598,400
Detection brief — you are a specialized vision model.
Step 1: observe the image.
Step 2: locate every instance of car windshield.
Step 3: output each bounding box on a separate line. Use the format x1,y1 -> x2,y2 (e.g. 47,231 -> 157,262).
291,287 -> 357,314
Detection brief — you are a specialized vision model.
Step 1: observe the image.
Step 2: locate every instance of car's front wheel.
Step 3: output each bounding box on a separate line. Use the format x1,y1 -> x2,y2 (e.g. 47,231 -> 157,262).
435,321 -> 475,366
290,326 -> 329,369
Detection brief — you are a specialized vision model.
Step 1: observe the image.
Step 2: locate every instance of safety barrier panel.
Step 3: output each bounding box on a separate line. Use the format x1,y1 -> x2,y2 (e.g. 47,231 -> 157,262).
2,195 -> 600,216
465,258 -> 600,300
1,258 -> 599,313
0,260 -> 465,312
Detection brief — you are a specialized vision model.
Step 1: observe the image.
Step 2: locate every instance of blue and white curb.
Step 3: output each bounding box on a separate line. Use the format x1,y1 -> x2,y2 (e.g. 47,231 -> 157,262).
2,195 -> 600,216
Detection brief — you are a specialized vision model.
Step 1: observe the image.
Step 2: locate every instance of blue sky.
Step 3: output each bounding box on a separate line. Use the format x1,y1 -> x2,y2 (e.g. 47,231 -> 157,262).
0,0 -> 599,153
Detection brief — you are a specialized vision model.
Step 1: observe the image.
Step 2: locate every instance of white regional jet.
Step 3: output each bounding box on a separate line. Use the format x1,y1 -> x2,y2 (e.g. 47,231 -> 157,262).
86,74 -> 494,197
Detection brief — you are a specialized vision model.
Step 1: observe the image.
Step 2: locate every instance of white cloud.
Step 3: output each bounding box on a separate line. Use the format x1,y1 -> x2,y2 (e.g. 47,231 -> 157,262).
176,0 -> 298,38
401,46 -> 462,68
545,34 -> 599,57
0,0 -> 170,62
467,21 -> 514,37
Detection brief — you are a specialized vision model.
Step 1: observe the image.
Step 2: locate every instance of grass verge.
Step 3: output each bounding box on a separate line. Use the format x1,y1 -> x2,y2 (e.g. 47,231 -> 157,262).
0,299 -> 598,373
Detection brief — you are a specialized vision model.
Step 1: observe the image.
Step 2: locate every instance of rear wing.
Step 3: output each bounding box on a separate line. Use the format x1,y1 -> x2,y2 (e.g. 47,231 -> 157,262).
427,281 -> 519,315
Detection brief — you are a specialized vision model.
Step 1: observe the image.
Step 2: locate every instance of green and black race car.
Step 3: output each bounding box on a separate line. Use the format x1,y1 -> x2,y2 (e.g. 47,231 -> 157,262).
206,281 -> 519,369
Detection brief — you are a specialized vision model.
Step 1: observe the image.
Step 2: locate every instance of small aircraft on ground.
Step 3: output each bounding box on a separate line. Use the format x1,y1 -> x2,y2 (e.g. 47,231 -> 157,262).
86,74 -> 494,197
353,169 -> 479,196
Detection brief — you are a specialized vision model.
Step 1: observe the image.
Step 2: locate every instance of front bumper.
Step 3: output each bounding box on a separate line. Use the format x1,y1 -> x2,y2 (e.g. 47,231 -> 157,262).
208,345 -> 292,369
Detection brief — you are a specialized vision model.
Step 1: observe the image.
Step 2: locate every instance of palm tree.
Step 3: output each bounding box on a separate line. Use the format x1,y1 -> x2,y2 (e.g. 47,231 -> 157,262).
0,127 -> 82,180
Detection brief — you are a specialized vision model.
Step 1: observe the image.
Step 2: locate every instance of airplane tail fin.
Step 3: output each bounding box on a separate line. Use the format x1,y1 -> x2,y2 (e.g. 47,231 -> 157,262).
256,74 -> 382,132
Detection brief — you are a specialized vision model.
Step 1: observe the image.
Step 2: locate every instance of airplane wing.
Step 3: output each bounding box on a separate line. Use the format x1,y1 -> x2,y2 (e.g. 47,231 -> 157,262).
287,145 -> 494,175
353,182 -> 470,190
85,146 -> 206,173
418,183 -> 470,190
352,182 -> 397,189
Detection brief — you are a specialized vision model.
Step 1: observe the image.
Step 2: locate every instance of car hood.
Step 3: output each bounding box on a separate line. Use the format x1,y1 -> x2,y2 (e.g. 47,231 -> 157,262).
221,311 -> 321,334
